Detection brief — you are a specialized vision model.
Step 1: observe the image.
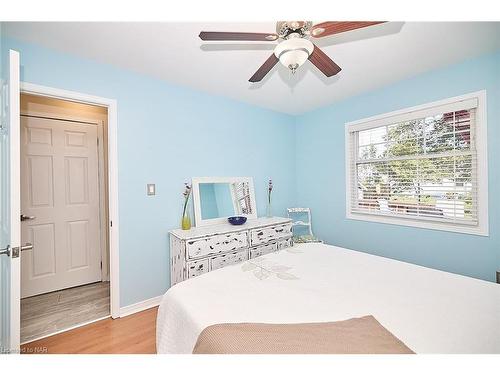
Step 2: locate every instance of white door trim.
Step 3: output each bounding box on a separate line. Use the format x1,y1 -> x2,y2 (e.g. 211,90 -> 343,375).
9,49 -> 21,352
20,82 -> 120,319
96,120 -> 109,282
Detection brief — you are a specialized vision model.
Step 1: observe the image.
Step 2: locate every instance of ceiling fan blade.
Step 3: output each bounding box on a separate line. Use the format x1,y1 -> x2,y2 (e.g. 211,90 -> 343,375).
249,54 -> 279,82
308,45 -> 342,77
311,21 -> 386,38
199,31 -> 279,41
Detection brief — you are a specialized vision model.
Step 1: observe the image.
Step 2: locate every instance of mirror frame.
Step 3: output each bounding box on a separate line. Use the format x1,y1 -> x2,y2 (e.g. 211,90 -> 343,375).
192,176 -> 257,227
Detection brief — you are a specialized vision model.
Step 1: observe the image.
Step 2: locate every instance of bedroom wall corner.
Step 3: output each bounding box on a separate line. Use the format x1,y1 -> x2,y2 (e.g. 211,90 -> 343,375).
295,50 -> 500,283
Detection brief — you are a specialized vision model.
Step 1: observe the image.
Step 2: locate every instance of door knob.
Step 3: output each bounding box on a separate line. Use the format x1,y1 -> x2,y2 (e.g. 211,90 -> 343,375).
0,243 -> 32,258
20,243 -> 33,251
20,214 -> 36,221
0,245 -> 11,256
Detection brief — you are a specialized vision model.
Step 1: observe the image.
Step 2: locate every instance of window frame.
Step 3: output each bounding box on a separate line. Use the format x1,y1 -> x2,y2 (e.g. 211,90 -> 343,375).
345,91 -> 489,236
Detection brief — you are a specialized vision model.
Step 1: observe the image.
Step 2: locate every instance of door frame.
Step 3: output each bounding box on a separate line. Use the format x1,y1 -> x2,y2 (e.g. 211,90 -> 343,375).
9,49 -> 21,352
20,82 -> 120,319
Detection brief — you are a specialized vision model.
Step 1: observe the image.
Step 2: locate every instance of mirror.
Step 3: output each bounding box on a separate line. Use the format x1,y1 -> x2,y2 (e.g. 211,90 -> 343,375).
192,177 -> 257,227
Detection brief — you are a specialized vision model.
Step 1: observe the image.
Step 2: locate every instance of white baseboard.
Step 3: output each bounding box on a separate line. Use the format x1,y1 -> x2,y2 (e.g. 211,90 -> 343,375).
119,295 -> 163,318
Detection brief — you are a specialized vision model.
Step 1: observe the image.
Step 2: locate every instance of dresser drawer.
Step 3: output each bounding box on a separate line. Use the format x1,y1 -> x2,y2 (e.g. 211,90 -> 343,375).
250,223 -> 292,246
187,259 -> 209,278
186,231 -> 248,259
277,237 -> 293,250
209,249 -> 248,271
249,242 -> 277,259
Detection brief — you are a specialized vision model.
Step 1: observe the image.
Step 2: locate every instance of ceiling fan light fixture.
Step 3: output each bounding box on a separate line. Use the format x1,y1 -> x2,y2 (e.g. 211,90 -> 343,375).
200,21 -> 386,83
274,38 -> 314,73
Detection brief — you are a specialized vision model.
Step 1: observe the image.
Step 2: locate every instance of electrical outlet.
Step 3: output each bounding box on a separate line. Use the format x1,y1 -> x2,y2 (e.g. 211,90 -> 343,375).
147,184 -> 156,196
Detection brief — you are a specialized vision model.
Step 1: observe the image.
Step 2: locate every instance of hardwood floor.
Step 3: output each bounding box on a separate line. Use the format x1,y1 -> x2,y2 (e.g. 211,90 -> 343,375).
21,307 -> 158,354
22,282 -> 110,343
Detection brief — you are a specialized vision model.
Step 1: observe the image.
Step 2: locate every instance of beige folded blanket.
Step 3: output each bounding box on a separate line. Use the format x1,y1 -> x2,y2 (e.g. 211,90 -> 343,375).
193,315 -> 414,354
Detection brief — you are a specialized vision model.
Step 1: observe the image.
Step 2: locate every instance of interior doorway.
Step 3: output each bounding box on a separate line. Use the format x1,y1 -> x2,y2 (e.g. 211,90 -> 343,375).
19,94 -> 110,343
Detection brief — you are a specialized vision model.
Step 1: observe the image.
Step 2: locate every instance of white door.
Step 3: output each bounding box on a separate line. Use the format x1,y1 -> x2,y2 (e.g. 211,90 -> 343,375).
0,50 -> 21,353
20,116 -> 102,298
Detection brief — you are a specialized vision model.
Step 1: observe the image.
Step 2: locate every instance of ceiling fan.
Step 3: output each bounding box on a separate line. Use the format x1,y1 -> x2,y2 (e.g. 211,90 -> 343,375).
199,21 -> 385,82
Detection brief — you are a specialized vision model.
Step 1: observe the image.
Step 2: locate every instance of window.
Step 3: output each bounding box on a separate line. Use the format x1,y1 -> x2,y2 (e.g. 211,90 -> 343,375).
232,182 -> 251,215
345,91 -> 488,235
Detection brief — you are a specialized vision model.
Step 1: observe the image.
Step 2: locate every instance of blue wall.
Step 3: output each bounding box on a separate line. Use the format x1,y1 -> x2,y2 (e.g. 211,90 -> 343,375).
1,37 -> 296,307
295,52 -> 500,282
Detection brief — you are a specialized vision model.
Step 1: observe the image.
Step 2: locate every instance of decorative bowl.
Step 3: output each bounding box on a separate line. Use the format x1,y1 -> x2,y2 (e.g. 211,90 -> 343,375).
228,216 -> 247,225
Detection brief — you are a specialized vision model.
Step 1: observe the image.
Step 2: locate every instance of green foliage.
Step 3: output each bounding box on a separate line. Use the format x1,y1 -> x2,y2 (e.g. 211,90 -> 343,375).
357,113 -> 472,205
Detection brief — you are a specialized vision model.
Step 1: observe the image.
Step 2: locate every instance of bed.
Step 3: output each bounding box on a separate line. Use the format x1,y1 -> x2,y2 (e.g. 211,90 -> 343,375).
156,243 -> 500,354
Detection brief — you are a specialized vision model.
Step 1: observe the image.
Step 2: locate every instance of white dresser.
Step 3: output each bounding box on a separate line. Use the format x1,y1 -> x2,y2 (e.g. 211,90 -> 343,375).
169,217 -> 293,286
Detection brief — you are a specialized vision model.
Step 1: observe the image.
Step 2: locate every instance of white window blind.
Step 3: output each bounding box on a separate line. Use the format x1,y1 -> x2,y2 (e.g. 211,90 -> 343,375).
232,182 -> 251,214
347,96 -> 484,231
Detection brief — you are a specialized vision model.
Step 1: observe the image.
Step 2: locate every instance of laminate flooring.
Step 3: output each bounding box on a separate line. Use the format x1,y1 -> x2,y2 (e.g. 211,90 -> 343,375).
21,306 -> 157,354
21,281 -> 110,343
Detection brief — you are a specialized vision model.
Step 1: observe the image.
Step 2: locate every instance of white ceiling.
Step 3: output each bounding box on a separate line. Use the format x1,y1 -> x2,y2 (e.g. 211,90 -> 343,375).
4,22 -> 500,114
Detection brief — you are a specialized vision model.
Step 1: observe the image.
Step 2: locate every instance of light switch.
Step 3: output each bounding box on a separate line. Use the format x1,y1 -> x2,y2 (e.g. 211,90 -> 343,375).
147,184 -> 156,196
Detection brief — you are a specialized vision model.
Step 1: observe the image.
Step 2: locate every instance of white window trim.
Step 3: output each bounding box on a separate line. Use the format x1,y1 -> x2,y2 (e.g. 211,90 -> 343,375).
345,90 -> 489,236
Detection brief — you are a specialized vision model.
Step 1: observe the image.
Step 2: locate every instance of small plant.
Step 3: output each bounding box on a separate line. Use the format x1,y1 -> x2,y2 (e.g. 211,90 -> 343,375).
267,179 -> 273,217
181,182 -> 192,230
268,179 -> 273,205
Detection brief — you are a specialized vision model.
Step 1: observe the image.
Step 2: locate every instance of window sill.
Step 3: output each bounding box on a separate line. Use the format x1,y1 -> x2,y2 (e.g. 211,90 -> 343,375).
346,212 -> 489,237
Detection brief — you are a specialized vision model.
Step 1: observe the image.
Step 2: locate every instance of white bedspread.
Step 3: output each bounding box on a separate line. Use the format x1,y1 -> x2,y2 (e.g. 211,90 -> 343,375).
156,243 -> 500,354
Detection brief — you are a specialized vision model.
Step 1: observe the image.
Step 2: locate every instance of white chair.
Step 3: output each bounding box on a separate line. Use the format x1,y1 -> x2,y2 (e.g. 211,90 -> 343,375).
287,207 -> 322,243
